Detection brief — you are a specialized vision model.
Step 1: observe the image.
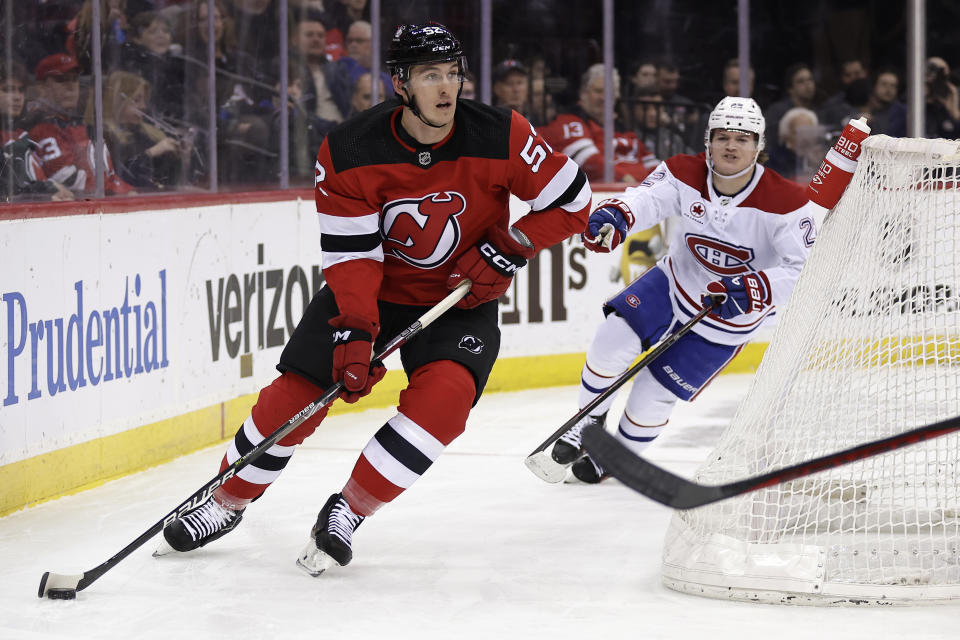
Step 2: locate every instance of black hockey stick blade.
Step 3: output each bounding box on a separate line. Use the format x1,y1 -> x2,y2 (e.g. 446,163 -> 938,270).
524,302 -> 718,483
582,413 -> 960,510
37,280 -> 471,599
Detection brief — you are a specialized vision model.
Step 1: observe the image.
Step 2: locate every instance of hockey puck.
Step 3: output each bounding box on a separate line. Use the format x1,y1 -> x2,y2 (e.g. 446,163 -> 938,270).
47,588 -> 77,600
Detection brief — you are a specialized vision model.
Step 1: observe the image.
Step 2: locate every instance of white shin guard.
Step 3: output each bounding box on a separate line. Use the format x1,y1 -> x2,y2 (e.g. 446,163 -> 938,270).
578,313 -> 645,415
616,368 -> 678,456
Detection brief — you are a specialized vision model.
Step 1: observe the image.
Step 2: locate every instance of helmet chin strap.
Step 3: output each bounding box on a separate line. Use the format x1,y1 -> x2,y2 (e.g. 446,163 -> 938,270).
706,146 -> 761,180
400,85 -> 446,129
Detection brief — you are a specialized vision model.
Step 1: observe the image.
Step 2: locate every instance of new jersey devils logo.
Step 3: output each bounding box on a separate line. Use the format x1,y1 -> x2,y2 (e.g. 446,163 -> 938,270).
459,335 -> 484,354
381,191 -> 466,269
685,234 -> 755,276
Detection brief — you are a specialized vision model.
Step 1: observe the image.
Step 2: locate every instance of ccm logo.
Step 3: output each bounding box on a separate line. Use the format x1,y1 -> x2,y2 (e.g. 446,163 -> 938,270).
480,242 -> 521,274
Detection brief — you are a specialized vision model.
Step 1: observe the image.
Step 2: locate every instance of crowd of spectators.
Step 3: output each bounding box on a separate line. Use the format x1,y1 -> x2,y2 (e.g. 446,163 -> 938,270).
1,1 -> 957,201
1,0 -> 392,200
528,52 -> 958,185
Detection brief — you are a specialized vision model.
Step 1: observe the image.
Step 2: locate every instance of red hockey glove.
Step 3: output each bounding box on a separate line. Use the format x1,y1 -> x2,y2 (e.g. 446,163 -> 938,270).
582,203 -> 635,253
447,226 -> 536,309
330,314 -> 386,403
701,272 -> 770,319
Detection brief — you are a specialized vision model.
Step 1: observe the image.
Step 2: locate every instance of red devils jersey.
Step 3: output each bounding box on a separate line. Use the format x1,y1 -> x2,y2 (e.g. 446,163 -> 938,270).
314,99 -> 593,323
540,107 -> 657,183
2,129 -> 47,181
29,116 -> 134,195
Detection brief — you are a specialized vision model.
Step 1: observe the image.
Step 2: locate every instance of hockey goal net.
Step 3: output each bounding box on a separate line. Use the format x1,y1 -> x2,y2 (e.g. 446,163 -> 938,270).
662,135 -> 960,605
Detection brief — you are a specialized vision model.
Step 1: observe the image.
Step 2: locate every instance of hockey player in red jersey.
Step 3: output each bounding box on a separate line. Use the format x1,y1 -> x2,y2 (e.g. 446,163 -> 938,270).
541,63 -> 658,183
548,97 -> 819,483
24,53 -> 133,196
157,23 -> 592,574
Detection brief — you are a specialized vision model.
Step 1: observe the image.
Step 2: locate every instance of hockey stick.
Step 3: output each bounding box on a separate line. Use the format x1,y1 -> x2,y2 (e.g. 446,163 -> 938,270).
582,413 -> 960,510
524,301 -> 718,483
37,279 -> 472,600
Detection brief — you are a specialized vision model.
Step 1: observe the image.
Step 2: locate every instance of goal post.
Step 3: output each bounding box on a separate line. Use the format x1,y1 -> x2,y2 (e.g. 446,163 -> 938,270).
661,135 -> 960,605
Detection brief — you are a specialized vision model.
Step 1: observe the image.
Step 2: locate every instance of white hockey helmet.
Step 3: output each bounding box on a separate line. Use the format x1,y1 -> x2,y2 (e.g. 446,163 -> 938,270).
704,96 -> 765,177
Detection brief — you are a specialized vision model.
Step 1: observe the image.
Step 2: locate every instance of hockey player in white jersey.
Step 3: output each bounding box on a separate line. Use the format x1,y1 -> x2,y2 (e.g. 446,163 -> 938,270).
553,96 -> 819,483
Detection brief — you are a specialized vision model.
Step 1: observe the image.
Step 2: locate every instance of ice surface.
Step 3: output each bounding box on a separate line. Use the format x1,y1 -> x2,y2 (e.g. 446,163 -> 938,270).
2,376 -> 957,639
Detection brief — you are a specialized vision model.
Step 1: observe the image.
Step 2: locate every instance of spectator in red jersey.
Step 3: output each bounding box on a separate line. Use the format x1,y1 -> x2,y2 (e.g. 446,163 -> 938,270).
541,63 -> 657,183
0,59 -> 73,201
24,53 -> 135,195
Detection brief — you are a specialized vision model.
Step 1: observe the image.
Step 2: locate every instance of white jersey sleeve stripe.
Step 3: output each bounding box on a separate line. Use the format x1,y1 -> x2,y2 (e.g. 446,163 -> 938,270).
561,178 -> 593,213
317,211 -> 380,236
524,157 -> 587,212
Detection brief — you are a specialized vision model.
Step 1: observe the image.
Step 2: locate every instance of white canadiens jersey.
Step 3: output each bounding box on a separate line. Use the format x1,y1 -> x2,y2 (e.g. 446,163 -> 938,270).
611,152 -> 818,345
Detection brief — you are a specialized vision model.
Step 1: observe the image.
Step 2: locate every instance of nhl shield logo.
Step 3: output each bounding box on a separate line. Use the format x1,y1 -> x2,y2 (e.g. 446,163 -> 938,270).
459,335 -> 484,354
418,151 -> 432,166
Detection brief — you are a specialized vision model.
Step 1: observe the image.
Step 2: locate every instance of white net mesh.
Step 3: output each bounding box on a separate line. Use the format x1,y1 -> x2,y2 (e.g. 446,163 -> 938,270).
662,136 -> 960,605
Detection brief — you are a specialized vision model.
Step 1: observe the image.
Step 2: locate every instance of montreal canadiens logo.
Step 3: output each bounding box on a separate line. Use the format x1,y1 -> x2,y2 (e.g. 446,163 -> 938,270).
625,294 -> 641,308
381,191 -> 465,269
685,234 -> 755,276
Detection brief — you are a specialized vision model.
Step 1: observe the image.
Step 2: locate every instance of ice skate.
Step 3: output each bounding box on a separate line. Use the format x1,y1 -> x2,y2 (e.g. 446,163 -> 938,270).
551,412 -> 607,464
296,493 -> 365,577
154,496 -> 245,556
568,452 -> 609,484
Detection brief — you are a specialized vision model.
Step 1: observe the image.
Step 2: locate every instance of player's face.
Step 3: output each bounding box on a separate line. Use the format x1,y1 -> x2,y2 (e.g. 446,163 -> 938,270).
709,129 -> 757,176
0,79 -> 25,118
405,61 -> 461,125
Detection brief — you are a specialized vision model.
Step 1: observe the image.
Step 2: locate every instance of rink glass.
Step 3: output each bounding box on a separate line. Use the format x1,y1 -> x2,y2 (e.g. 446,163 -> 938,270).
0,1 -> 955,202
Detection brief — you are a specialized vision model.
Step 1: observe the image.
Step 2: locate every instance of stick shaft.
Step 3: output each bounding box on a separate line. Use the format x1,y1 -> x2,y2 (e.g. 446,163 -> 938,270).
526,303 -> 716,458
583,414 -> 960,510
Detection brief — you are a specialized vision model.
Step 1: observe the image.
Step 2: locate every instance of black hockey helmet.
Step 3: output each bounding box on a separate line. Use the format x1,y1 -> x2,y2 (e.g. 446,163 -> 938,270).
385,23 -> 466,83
